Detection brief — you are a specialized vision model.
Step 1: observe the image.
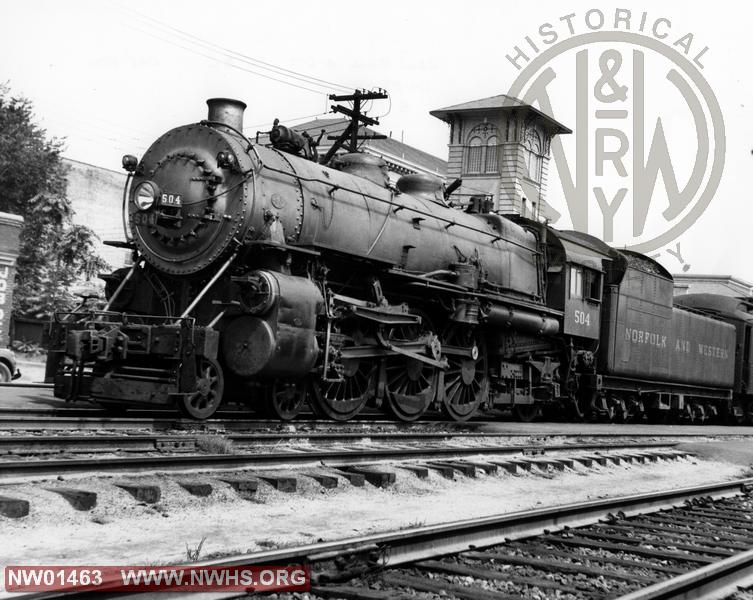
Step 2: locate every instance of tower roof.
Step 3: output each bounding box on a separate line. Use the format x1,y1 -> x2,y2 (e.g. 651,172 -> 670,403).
430,93 -> 571,134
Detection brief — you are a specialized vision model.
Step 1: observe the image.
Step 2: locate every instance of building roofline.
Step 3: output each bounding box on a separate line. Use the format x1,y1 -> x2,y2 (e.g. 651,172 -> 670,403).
63,156 -> 125,177
0,212 -> 24,225
430,94 -> 571,135
673,273 -> 753,287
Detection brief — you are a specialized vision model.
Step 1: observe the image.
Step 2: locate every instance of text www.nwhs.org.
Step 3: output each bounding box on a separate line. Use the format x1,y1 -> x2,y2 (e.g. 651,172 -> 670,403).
4,565 -> 310,592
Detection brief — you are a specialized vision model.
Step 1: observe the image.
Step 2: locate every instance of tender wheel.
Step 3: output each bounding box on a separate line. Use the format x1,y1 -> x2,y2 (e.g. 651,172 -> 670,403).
0,362 -> 12,383
686,402 -> 707,425
647,408 -> 669,424
264,380 -> 306,421
441,328 -> 487,422
625,397 -> 645,423
724,402 -> 744,425
604,396 -> 628,423
311,358 -> 376,421
384,356 -> 438,422
178,357 -> 224,419
513,403 -> 540,422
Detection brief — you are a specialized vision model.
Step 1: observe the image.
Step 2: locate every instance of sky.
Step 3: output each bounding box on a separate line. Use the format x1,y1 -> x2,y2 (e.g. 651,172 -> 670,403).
1,0 -> 751,281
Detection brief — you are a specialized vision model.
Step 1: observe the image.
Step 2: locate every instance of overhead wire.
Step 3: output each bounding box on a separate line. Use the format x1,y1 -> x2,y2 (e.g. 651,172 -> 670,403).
117,6 -> 354,94
243,111 -> 330,133
119,21 -> 328,95
121,7 -> 353,91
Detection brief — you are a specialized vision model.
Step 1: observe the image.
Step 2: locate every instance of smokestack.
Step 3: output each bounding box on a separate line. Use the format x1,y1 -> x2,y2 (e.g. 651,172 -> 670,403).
206,98 -> 247,131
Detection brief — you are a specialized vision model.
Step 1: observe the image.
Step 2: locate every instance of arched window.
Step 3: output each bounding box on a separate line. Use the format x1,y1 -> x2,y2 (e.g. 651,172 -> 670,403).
466,137 -> 483,173
485,136 -> 498,173
524,128 -> 543,183
463,123 -> 499,176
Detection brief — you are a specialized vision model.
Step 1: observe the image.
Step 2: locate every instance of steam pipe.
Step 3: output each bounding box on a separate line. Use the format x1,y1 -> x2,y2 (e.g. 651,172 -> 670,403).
178,252 -> 238,320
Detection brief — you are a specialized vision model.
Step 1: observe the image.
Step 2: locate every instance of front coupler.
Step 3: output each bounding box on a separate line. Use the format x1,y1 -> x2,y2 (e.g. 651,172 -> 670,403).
46,312 -> 218,406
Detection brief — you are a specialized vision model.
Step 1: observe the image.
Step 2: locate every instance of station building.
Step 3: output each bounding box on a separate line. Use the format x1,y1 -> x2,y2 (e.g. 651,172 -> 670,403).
430,94 -> 570,221
673,274 -> 753,298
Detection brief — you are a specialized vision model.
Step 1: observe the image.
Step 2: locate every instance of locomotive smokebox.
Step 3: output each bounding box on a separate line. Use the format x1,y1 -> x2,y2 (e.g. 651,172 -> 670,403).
206,98 -> 247,131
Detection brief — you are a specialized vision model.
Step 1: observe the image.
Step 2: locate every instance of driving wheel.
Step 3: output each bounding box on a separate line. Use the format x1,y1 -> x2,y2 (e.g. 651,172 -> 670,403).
384,356 -> 438,421
310,358 -> 376,421
441,327 -> 487,422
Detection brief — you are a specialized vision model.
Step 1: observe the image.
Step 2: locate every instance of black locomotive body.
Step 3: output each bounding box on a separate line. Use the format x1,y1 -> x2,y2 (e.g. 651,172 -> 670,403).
45,98 -> 742,423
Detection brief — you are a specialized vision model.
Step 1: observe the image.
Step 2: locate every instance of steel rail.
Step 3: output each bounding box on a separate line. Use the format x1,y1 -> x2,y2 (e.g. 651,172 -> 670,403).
8,477 -> 752,600
0,433 -> 678,455
617,547 -> 753,599
0,382 -> 52,388
4,412 -> 753,436
0,413 -> 436,431
0,441 -> 679,481
245,479 -> 753,573
0,413 -> 753,440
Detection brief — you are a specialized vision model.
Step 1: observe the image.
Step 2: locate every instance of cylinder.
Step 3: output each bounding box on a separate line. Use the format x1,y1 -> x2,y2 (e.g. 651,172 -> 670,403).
206,98 -> 247,131
482,305 -> 560,336
221,271 -> 323,379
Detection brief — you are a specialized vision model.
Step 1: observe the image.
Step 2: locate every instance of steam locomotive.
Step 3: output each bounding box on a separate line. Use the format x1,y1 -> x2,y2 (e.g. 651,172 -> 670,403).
45,97 -> 751,423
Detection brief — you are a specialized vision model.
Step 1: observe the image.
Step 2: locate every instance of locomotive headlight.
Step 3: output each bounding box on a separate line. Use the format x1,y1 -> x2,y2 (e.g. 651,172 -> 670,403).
133,181 -> 158,211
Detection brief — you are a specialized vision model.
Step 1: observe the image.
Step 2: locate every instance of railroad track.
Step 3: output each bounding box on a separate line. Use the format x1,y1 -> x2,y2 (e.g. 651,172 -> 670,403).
16,478 -> 753,599
4,407 -> 753,436
302,477 -> 753,600
0,414 -> 446,432
0,431 -> 694,456
0,439 -> 684,482
0,405 -> 475,431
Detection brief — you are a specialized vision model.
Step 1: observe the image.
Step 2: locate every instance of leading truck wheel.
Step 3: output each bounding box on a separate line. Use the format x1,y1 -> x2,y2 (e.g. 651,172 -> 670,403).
179,358 -> 224,420
264,380 -> 306,421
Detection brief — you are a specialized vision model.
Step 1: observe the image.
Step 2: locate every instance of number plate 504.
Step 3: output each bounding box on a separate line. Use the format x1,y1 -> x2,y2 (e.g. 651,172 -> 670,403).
161,193 -> 182,206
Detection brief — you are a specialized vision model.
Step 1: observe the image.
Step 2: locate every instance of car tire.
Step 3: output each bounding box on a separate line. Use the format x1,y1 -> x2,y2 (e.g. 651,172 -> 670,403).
0,362 -> 11,383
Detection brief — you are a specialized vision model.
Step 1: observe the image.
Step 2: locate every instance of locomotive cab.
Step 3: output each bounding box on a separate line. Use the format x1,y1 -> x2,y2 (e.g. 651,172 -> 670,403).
543,229 -> 611,343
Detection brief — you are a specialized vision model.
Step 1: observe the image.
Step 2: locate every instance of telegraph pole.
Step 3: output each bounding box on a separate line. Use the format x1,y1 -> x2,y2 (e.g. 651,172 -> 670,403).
322,89 -> 388,164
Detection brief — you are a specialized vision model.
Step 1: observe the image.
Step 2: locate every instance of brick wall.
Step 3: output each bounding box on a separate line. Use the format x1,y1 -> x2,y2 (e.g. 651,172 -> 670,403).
64,158 -> 130,270
0,212 -> 23,347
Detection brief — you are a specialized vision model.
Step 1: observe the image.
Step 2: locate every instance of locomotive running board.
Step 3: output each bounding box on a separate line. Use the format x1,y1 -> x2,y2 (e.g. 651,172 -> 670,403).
331,292 -> 421,326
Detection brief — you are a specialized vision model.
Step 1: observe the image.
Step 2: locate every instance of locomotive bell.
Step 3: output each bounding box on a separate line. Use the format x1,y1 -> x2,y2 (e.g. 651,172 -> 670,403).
206,98 -> 247,131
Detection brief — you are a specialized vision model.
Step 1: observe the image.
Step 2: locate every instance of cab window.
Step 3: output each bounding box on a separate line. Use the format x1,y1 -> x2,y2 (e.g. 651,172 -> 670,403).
569,266 -> 582,298
569,266 -> 602,301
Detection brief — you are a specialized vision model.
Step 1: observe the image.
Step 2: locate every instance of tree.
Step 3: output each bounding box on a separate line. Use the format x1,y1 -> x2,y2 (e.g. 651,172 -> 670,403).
0,83 -> 108,319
